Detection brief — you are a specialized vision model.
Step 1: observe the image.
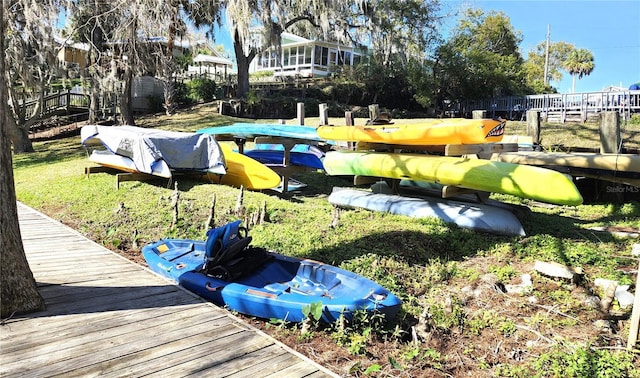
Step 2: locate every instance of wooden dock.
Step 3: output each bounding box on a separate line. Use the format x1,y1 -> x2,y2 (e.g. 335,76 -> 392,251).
1,203 -> 338,378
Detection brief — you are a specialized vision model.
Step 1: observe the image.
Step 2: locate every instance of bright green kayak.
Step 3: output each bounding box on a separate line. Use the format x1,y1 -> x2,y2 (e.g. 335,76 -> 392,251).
323,151 -> 583,206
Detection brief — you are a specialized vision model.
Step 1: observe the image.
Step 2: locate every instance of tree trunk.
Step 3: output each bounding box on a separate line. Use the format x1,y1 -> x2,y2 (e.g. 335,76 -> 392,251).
7,120 -> 34,154
233,29 -> 255,99
87,49 -> 101,124
163,13 -> 177,116
235,54 -> 250,98
0,0 -> 45,318
120,64 -> 135,125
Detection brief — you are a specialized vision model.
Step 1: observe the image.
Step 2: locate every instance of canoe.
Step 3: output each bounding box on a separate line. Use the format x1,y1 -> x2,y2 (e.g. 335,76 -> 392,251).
88,150 -> 173,178
316,118 -> 505,145
198,123 -> 325,142
323,150 -> 583,206
143,221 -> 402,323
328,187 -> 526,236
206,144 -> 281,190
495,151 -> 640,187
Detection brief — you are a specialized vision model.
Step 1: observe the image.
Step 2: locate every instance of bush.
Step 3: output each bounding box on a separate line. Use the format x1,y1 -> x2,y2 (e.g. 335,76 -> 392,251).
172,82 -> 192,107
187,78 -> 217,102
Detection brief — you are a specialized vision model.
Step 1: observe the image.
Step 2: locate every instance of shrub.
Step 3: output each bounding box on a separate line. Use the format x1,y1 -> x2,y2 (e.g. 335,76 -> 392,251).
188,78 -> 217,102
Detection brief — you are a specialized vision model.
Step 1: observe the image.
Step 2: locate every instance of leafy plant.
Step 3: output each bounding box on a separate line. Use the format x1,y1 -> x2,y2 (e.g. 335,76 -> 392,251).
301,301 -> 323,322
533,344 -> 639,378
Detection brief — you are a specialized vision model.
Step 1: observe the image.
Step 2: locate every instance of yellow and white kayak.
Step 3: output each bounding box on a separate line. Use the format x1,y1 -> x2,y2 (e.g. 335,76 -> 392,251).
323,150 -> 583,206
316,119 -> 505,145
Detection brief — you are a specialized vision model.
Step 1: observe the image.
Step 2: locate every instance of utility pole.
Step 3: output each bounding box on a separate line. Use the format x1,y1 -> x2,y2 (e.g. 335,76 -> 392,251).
543,24 -> 550,85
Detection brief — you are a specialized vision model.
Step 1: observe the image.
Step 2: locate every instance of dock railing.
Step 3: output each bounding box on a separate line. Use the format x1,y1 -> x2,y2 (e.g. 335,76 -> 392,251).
463,90 -> 640,122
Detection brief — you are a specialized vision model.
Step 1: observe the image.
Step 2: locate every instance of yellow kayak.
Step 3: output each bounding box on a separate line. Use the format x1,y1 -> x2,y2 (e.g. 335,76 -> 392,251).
317,118 -> 505,145
206,144 -> 281,190
323,150 -> 583,206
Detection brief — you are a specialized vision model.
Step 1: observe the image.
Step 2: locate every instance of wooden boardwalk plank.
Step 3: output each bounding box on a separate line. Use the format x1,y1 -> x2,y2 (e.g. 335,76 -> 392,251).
0,203 -> 338,378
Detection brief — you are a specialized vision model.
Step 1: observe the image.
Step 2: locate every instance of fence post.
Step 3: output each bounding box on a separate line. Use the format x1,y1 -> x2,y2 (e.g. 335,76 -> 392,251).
368,104 -> 380,123
526,111 -> 541,144
472,110 -> 487,119
345,111 -> 354,150
345,111 -> 353,126
627,244 -> 640,350
600,111 -> 621,153
296,102 -> 305,125
319,103 -> 329,125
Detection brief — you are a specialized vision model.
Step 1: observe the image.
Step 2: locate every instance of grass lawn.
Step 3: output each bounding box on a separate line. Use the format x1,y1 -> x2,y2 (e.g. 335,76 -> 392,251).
13,103 -> 640,377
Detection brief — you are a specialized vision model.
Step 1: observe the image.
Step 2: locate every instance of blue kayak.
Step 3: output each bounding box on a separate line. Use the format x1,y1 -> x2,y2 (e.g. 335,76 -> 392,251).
243,149 -> 325,170
197,123 -> 326,142
143,221 -> 401,323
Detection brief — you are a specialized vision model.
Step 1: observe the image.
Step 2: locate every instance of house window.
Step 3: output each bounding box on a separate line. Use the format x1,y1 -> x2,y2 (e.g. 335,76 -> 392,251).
262,52 -> 269,68
314,46 -> 328,66
343,51 -> 352,65
269,50 -> 278,68
304,46 -> 312,64
329,50 -> 337,66
283,48 -> 290,67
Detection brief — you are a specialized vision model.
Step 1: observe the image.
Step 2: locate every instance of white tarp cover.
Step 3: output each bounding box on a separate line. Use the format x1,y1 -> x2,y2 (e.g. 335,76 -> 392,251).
81,125 -> 226,175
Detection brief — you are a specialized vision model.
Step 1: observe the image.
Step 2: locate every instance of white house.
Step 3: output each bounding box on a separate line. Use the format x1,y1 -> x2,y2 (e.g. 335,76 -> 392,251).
249,32 -> 367,78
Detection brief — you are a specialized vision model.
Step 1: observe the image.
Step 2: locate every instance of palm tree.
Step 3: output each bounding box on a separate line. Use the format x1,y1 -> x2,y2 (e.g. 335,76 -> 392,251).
564,48 -> 594,93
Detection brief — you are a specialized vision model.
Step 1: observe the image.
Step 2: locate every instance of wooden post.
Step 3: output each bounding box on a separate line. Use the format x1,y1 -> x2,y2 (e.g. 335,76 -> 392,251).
319,103 -> 329,125
472,110 -> 487,119
345,111 -> 354,150
600,111 -> 621,153
345,111 -> 353,126
368,104 -> 380,123
526,110 -> 541,145
297,102 -> 305,125
627,245 -> 640,350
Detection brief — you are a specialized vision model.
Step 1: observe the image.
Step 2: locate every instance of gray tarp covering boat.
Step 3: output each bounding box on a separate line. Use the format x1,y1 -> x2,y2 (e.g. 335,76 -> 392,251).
81,125 -> 226,176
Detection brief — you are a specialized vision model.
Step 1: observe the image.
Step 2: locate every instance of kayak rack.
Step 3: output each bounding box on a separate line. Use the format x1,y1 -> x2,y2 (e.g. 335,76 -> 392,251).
231,136 -> 320,193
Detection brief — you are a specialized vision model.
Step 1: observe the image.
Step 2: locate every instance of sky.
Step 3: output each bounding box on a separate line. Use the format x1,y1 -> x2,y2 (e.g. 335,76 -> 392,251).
212,0 -> 639,94
440,0 -> 640,93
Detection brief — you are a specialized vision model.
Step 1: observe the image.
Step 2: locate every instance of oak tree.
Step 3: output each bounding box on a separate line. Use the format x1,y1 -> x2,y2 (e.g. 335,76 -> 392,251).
1,0 -> 46,319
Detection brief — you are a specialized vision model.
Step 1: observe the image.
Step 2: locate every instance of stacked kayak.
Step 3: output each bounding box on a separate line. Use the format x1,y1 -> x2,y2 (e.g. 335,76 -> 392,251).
316,118 -> 505,145
323,150 -> 583,206
244,144 -> 325,170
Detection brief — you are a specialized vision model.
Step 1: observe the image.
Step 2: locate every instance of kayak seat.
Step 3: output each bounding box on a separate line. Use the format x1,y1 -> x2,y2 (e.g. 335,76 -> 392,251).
295,263 -> 341,291
204,220 -> 248,266
201,221 -> 272,281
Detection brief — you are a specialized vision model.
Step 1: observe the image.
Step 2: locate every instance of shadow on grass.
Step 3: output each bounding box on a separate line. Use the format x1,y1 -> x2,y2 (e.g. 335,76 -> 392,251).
305,227 -> 511,268
13,138 -> 86,169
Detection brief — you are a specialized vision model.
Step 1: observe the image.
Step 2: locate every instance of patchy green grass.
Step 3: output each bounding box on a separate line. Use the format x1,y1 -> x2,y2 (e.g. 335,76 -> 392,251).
12,104 -> 640,377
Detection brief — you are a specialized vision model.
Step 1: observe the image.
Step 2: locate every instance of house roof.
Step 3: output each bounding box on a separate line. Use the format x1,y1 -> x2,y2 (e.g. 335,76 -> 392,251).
193,54 -> 234,66
54,36 -> 90,51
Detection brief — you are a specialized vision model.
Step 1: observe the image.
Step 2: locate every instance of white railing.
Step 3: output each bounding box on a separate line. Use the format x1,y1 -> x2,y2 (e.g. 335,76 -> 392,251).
463,90 -> 640,121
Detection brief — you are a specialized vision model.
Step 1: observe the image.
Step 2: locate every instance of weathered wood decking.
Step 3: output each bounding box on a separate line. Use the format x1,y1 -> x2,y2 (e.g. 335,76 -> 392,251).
1,203 -> 338,378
